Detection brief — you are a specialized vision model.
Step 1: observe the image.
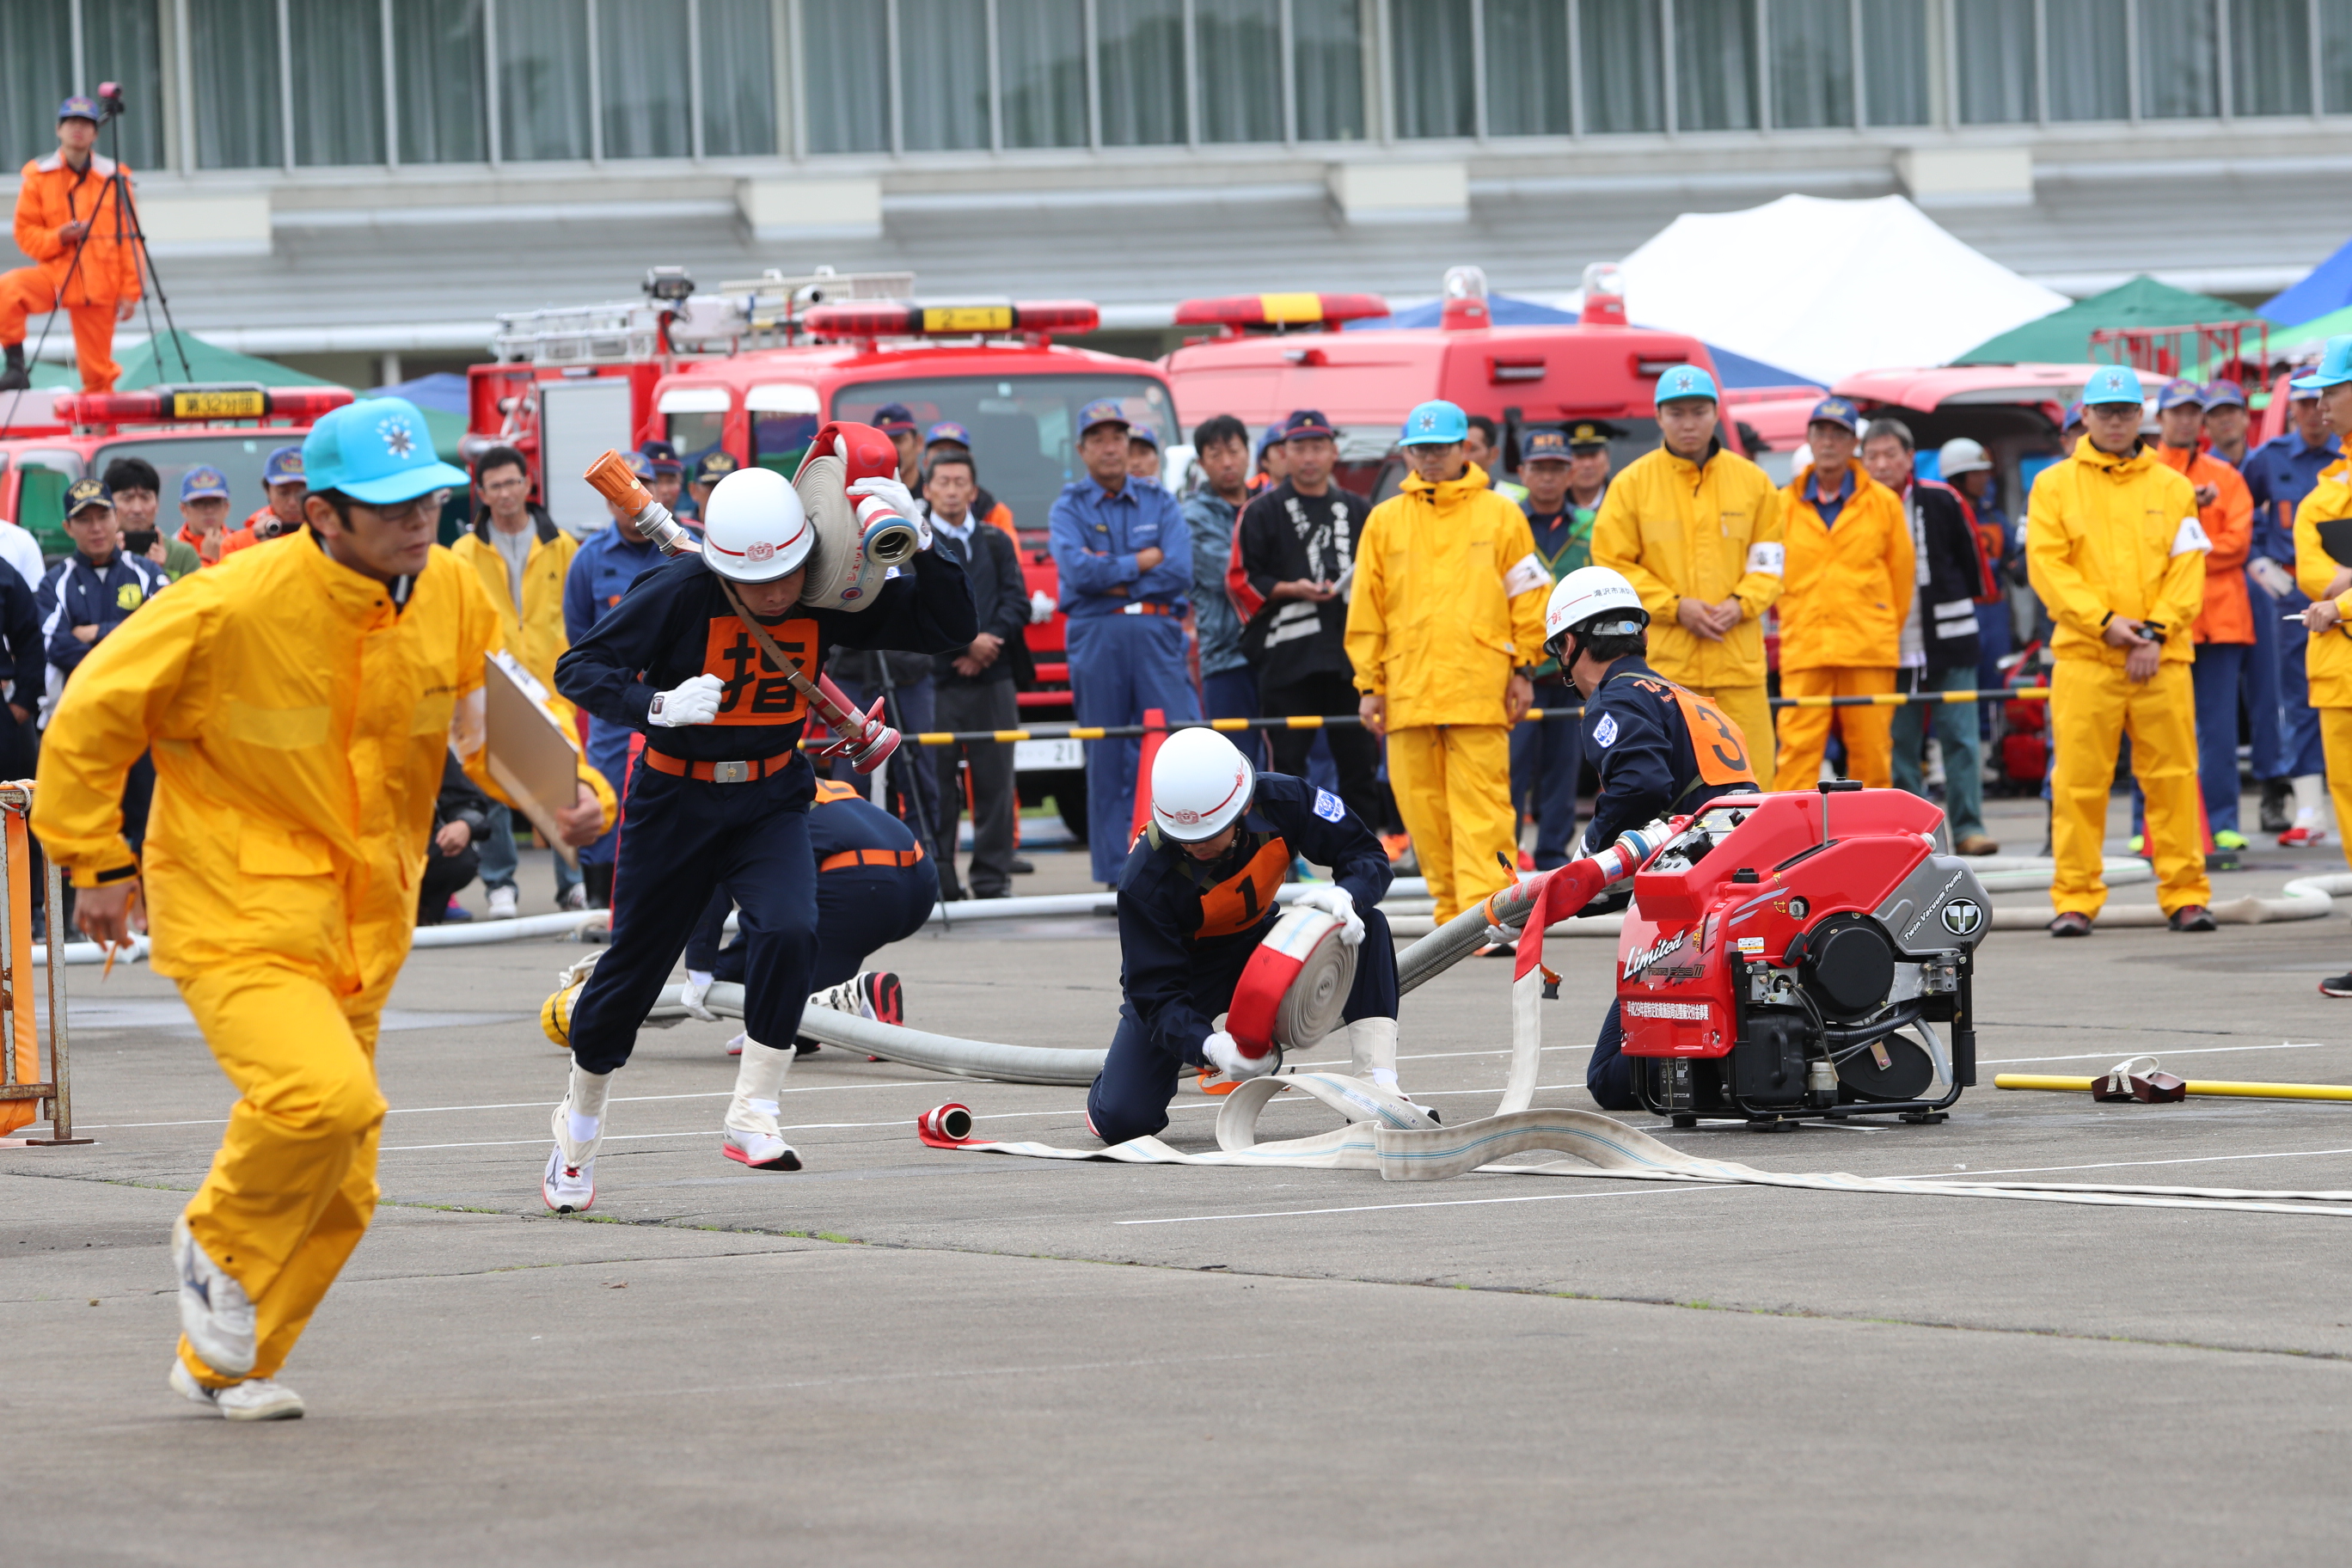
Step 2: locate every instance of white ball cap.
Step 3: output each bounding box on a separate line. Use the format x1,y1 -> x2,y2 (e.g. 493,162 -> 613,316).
700,467 -> 812,583
1544,565 -> 1646,648
1938,437 -> 1992,478
1151,726 -> 1256,842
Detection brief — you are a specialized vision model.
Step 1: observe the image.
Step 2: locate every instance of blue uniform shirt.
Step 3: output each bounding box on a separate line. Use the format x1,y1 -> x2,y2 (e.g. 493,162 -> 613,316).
563,527 -> 670,644
1048,475 -> 1191,618
1580,655 -> 1761,852
2244,428 -> 2342,566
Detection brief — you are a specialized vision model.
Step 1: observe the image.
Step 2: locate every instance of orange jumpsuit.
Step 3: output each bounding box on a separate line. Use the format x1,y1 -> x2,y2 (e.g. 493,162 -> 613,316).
3,150 -> 141,392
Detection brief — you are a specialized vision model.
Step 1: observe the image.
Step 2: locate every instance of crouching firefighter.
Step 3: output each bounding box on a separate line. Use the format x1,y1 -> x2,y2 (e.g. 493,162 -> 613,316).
541,463 -> 972,1210
1087,727 -> 1400,1145
1540,567 -> 1760,1111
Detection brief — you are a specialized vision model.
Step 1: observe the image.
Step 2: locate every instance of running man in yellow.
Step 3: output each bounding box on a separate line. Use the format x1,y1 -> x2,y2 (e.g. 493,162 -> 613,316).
2285,335 -> 2352,996
33,399 -> 613,1420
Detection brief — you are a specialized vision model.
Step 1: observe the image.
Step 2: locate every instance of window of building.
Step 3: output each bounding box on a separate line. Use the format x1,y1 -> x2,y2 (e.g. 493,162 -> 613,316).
1099,0 -> 1189,144
1196,0 -> 1283,144
1294,0 -> 1367,139
1862,0 -> 1932,126
1580,0 -> 1666,132
291,0 -> 386,167
2045,0 -> 2129,120
1676,0 -> 1761,132
805,0 -> 891,153
1,9 -> 75,175
1392,0 -> 1477,138
701,0 -> 778,155
1772,0 -> 1855,128
2231,0 -> 2309,115
601,0 -> 692,158
900,0 -> 992,151
499,0 -> 593,161
2139,0 -> 2218,118
193,0 -> 285,168
2325,0 -> 2352,113
1485,0 -> 1571,137
400,0 -> 489,163
999,0 -> 1089,148
1955,0 -> 2037,121
84,0 -> 166,168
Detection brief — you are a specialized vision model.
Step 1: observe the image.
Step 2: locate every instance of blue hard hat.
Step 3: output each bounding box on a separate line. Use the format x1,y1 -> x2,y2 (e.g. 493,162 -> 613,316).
303,397 -> 470,505
1655,364 -> 1718,404
179,465 -> 230,502
1399,400 -> 1469,447
2291,335 -> 2352,393
58,95 -> 101,123
1077,398 -> 1130,435
2156,378 -> 2207,412
262,445 -> 305,486
2081,364 -> 2147,407
2204,379 -> 2249,408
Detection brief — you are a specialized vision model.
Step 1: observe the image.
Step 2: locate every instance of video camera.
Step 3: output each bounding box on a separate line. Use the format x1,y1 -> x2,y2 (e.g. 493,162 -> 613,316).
96,81 -> 126,121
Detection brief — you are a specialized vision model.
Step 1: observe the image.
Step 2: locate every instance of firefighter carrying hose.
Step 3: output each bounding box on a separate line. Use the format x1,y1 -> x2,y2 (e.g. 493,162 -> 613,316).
540,463 -> 972,1210
1087,727 -> 1401,1146
1539,567 -> 1759,1110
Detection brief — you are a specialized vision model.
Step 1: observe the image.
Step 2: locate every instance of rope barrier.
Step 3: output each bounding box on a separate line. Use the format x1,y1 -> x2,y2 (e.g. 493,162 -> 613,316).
804,689 -> 2057,750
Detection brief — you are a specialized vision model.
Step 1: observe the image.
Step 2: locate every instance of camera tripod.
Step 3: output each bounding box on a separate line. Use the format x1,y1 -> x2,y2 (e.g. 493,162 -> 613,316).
0,84 -> 193,438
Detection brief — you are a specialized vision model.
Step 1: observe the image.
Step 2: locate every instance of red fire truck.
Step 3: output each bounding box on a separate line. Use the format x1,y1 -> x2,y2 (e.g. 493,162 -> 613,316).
1157,266 -> 1721,495
0,384 -> 353,560
469,270 -> 1180,838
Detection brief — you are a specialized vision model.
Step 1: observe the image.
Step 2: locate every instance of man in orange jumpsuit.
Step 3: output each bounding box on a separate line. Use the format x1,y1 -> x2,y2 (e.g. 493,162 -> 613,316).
1,96 -> 141,394
2153,380 -> 2256,846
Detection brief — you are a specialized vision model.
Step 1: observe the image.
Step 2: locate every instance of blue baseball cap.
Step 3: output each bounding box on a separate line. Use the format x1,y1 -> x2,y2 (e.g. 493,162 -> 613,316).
262,445 -> 306,487
924,420 -> 972,449
691,450 -> 738,485
64,478 -> 111,516
1655,364 -> 1718,404
873,403 -> 920,435
2156,378 -> 2206,412
620,450 -> 654,481
2291,335 -> 2352,393
180,465 -> 230,503
1128,425 -> 1161,450
1522,428 -> 1571,462
1565,420 -> 1620,450
1399,400 -> 1469,447
1077,398 -> 1130,435
1279,409 -> 1336,441
2081,364 -> 2147,407
58,95 -> 101,123
302,396 -> 471,505
2061,401 -> 2086,431
638,438 -> 683,475
1808,395 -> 1861,432
2204,379 -> 2249,408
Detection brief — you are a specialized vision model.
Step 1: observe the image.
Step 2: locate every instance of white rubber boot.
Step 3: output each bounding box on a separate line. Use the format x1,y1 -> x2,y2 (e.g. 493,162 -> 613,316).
1347,1015 -> 1400,1091
543,1062 -> 612,1212
2284,774 -> 2331,846
723,1040 -> 802,1171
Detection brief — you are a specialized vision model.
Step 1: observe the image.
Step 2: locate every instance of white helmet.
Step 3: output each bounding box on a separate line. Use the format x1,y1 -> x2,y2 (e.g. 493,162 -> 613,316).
1939,437 -> 1992,478
699,467 -> 813,584
1543,566 -> 1648,660
1151,726 -> 1256,842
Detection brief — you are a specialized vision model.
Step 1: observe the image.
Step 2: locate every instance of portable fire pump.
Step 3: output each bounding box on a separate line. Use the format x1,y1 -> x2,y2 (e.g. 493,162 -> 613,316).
1604,781 -> 1990,1128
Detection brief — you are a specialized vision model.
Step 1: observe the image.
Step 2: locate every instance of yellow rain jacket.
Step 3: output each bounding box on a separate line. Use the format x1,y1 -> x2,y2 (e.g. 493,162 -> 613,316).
449,511 -> 579,693
1775,462 -> 1913,671
1344,462 -> 1549,729
1589,441 -> 1785,689
2025,438 -> 2206,668
32,538 -> 617,996
2293,456 -> 2352,707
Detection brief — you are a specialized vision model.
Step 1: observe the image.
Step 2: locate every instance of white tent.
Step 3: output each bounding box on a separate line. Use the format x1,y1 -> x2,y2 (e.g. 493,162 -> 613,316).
1616,194 -> 2069,385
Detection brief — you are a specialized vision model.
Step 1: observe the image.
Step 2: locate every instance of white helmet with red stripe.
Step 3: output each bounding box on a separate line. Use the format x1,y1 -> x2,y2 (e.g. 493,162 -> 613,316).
1151,726 -> 1256,842
700,466 -> 812,583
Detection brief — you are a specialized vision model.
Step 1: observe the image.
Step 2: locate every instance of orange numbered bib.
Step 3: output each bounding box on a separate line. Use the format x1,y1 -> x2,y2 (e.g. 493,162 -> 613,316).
1668,685 -> 1757,787
1193,837 -> 1292,940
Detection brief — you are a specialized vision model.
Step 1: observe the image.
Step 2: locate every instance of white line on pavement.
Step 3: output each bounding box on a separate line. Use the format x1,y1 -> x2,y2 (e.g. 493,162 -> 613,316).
1117,1185 -> 1730,1225
1981,1041 -> 2332,1065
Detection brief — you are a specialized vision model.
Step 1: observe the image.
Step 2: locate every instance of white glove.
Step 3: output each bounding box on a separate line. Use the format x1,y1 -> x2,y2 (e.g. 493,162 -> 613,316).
1202,1030 -> 1277,1081
1030,589 -> 1057,624
1295,885 -> 1364,947
1484,922 -> 1519,947
650,673 -> 723,727
681,971 -> 717,1022
848,475 -> 926,549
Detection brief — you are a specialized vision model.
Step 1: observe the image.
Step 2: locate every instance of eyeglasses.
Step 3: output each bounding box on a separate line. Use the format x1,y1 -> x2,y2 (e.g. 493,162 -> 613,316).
360,491 -> 449,528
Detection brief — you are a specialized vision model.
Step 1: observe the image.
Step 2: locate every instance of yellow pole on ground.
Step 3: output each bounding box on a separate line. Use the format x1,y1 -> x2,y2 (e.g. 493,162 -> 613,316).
1994,1074 -> 2352,1102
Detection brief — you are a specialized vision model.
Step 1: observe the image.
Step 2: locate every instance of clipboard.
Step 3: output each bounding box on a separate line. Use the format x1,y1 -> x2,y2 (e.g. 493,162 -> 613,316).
482,652 -> 584,868
2318,518 -> 2352,568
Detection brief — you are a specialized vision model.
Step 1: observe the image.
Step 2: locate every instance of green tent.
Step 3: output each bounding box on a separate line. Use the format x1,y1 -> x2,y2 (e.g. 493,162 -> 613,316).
28,329 -> 339,391
1953,275 -> 2275,364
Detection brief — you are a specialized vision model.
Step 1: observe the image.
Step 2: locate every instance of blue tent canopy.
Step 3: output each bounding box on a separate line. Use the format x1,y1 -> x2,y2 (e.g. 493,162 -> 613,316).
365,371 -> 470,415
1347,293 -> 1816,389
2261,236 -> 2352,327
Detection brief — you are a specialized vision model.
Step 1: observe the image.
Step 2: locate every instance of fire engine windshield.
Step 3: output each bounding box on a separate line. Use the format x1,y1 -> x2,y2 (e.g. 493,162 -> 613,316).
92,435 -> 300,524
831,375 -> 1177,542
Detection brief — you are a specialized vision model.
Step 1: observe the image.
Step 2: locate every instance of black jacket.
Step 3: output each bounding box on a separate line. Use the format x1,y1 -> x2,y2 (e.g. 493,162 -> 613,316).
432,750 -> 495,845
1234,481 -> 1367,677
1116,772 -> 1391,1068
0,566 -> 45,714
1902,481 -> 1994,678
1581,656 -> 1761,853
930,518 -> 1028,687
554,546 -> 974,802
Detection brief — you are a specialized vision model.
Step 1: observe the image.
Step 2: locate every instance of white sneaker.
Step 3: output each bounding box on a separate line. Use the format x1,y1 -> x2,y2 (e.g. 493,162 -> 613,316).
721,1124 -> 801,1172
542,1143 -> 595,1212
171,1360 -> 304,1421
487,885 -> 519,919
171,1216 -> 254,1377
560,885 -> 586,912
724,1032 -> 746,1058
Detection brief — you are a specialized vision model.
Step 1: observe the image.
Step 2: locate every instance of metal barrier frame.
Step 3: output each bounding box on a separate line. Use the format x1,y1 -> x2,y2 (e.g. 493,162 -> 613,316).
0,785 -> 87,1147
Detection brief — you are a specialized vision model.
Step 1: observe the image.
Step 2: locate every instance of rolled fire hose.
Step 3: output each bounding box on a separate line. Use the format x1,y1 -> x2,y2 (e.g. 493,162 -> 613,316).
1225,906 -> 1354,1058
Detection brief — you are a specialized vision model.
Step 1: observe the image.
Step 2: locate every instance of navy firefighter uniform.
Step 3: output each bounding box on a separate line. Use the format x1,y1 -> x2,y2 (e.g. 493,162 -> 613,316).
688,777 -> 937,992
1577,655 -> 1760,1109
1089,773 -> 1396,1144
562,517 -> 671,875
553,548 -> 974,1073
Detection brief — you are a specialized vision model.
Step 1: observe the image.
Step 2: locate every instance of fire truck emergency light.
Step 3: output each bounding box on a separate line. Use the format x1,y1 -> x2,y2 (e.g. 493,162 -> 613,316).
1171,293 -> 1390,329
801,300 -> 1101,339
54,384 -> 355,426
